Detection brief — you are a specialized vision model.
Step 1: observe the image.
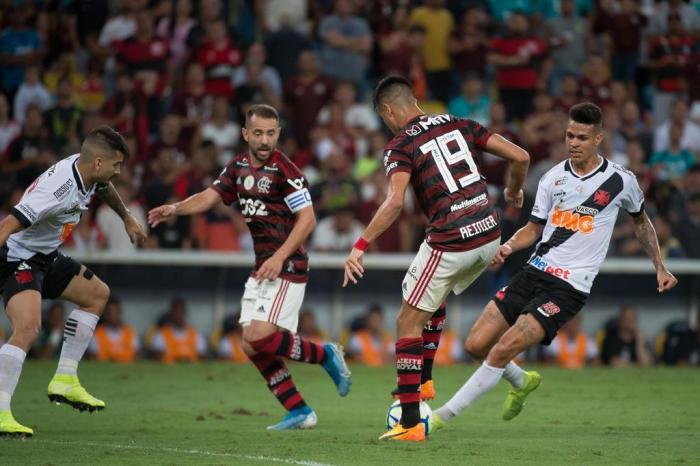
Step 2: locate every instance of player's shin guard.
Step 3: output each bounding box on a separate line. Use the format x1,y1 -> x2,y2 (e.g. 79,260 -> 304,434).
250,330 -> 326,364
249,353 -> 306,411
395,337 -> 423,428
421,303 -> 446,384
56,310 -> 99,376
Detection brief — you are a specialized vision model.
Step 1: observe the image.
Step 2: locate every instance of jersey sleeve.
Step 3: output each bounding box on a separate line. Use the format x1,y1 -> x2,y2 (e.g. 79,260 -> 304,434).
211,162 -> 238,206
466,119 -> 493,150
280,160 -> 313,213
530,174 -> 552,225
383,147 -> 412,178
12,177 -> 63,227
621,175 -> 645,217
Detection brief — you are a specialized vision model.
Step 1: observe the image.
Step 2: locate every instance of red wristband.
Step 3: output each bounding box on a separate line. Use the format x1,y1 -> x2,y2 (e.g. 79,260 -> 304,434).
354,237 -> 369,251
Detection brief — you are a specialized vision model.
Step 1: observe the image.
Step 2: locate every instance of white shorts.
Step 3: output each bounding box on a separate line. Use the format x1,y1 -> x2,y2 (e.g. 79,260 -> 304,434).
402,239 -> 500,312
240,277 -> 306,332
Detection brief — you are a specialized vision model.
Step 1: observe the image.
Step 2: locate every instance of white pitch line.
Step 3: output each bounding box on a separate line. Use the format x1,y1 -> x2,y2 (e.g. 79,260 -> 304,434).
35,439 -> 334,466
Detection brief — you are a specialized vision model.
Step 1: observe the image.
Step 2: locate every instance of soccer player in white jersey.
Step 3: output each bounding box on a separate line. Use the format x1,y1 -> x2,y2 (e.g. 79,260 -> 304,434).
0,126 -> 147,437
431,102 -> 678,430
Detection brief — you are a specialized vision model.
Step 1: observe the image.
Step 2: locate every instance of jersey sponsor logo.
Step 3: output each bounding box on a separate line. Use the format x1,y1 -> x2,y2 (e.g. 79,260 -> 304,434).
418,114 -> 451,131
450,193 -> 488,213
47,164 -> 57,177
553,190 -> 565,198
575,205 -> 599,216
263,163 -> 279,172
59,223 -> 77,241
459,214 -> 498,239
554,176 -> 568,186
593,189 -> 611,206
243,175 -> 255,191
405,125 -> 422,136
240,198 -> 268,216
529,255 -> 571,280
269,368 -> 290,386
385,161 -> 398,175
424,342 -> 437,350
53,178 -> 74,200
257,176 -> 272,194
16,203 -> 37,222
286,178 -> 305,190
396,357 -> 422,371
551,207 -> 594,234
290,334 -> 302,360
537,301 -> 561,317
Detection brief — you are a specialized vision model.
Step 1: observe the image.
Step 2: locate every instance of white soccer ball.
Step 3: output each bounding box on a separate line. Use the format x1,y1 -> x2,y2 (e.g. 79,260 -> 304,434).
386,400 -> 433,435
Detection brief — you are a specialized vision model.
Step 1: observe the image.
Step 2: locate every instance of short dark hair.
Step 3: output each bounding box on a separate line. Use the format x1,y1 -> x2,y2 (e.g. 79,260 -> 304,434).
245,104 -> 279,126
373,75 -> 413,109
84,126 -> 130,159
569,102 -> 602,127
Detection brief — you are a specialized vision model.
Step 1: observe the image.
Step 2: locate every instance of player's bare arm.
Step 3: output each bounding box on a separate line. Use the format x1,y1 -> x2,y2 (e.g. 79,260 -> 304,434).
343,172 -> 410,287
96,182 -> 147,244
491,221 -> 544,266
0,214 -> 24,248
147,187 -> 221,227
256,205 -> 316,283
632,211 -> 678,292
484,134 -> 530,207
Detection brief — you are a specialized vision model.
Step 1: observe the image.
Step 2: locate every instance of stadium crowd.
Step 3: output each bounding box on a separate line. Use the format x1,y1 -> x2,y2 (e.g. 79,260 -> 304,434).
0,1 -> 699,367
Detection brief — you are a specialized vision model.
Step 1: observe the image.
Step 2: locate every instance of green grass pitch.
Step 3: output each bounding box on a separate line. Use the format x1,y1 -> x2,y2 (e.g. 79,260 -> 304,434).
2,361 -> 699,465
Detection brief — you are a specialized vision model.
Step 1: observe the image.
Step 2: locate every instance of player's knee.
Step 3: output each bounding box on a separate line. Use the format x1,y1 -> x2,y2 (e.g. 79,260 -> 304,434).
13,321 -> 41,348
464,336 -> 489,359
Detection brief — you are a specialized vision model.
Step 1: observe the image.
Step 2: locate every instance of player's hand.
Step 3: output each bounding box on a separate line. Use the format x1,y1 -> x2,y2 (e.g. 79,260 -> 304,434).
504,187 -> 524,208
148,204 -> 176,228
256,255 -> 284,283
124,215 -> 147,244
490,243 -> 512,266
343,248 -> 365,287
656,268 -> 678,293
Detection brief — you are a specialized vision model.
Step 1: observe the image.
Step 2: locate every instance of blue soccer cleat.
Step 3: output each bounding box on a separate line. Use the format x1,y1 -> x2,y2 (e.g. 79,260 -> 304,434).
267,406 -> 318,430
321,343 -> 351,397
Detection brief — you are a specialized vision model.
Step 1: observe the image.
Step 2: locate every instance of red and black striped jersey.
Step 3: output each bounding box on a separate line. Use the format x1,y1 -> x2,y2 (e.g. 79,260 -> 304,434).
211,150 -> 312,283
384,114 -> 500,252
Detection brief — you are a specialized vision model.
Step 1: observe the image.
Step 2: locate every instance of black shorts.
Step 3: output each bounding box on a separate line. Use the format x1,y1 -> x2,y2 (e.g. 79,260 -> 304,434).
492,265 -> 588,345
0,246 -> 82,306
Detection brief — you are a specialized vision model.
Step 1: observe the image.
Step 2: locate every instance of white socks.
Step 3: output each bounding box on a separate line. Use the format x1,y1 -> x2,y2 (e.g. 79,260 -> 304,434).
0,344 -> 27,411
503,361 -> 526,388
435,362 -> 504,421
56,309 -> 99,376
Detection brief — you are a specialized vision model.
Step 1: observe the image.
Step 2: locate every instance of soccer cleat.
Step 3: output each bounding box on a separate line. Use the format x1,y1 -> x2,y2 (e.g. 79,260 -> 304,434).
48,374 -> 105,413
391,380 -> 435,401
430,412 -> 446,433
266,406 -> 318,430
502,371 -> 542,421
0,410 -> 33,438
378,423 -> 426,442
321,343 -> 351,397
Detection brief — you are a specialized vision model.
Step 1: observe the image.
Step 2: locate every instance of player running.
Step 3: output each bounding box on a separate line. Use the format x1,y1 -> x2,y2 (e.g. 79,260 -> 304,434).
342,76 -> 530,442
0,127 -> 147,437
148,104 -> 351,431
431,102 -> 678,430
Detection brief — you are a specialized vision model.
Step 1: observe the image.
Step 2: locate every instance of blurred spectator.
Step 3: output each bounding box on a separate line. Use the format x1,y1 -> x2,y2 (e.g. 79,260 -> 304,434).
409,0 -> 454,102
318,0 -> 372,88
545,0 -> 589,90
0,6 -> 43,99
346,305 -> 394,366
658,320 -> 699,366
648,0 -> 700,35
97,0 -> 139,48
311,153 -> 361,217
197,19 -> 243,99
201,96 -> 240,165
600,307 -> 652,367
673,192 -> 700,257
298,309 -> 328,343
520,92 -> 566,165
43,52 -> 83,95
448,73 -> 491,124
76,58 -> 106,113
595,0 -> 646,85
264,14 -> 313,83
650,124 -> 697,182
283,50 -> 334,149
262,0 -> 310,35
311,205 -> 365,253
156,0 -> 196,69
615,100 -> 653,158
377,6 -> 426,81
488,12 -> 549,121
33,301 -> 65,359
185,0 -> 224,52
43,76 -> 84,153
101,71 -> 150,155
544,314 -> 598,368
449,7 -> 489,81
0,93 -> 20,154
89,297 -> 139,363
151,297 -> 206,363
172,63 -> 213,133
148,113 -> 189,167
653,99 -> 700,155
96,180 -> 148,252
478,101 -> 521,186
13,64 -> 52,124
215,313 -> 247,363
553,74 -> 580,113
2,105 -> 46,189
231,42 -> 282,110
579,54 -> 611,108
654,216 -> 685,259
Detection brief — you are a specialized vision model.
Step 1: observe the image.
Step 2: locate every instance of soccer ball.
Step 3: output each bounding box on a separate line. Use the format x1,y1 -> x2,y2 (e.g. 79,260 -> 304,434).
386,400 -> 433,435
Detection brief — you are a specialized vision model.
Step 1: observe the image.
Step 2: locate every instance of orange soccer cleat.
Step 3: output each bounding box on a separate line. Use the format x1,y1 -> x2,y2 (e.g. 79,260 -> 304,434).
391,380 -> 435,401
378,422 -> 426,442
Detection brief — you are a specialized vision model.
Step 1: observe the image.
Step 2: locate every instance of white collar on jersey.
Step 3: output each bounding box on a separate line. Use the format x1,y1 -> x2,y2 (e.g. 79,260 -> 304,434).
71,158 -> 87,195
565,156 -> 607,181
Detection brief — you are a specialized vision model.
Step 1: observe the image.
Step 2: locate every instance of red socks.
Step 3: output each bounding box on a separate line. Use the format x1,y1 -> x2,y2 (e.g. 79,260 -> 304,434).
395,337 -> 423,427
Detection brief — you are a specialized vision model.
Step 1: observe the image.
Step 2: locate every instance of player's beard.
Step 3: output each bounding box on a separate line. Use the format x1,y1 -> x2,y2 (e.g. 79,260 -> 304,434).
251,145 -> 273,164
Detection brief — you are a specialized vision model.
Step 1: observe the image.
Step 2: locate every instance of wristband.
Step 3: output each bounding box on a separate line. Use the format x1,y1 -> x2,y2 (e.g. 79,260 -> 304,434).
354,237 -> 369,251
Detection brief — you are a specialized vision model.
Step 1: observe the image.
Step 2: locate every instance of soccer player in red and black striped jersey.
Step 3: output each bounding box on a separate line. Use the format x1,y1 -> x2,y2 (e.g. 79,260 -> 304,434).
342,76 -> 530,441
148,104 -> 351,431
